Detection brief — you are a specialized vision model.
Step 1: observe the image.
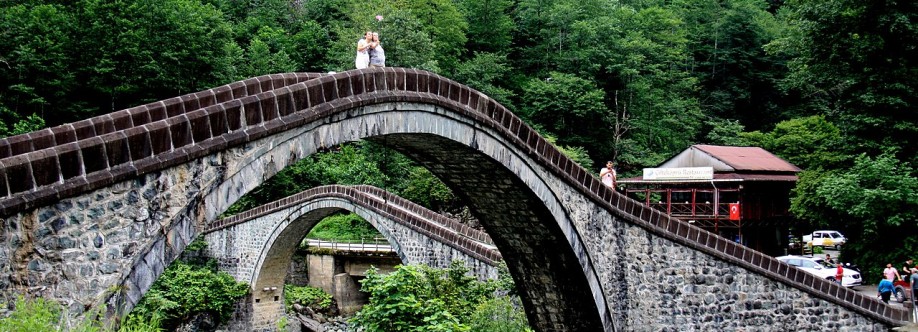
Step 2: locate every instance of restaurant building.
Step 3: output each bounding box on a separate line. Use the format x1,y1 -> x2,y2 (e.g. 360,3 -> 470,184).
618,145 -> 801,255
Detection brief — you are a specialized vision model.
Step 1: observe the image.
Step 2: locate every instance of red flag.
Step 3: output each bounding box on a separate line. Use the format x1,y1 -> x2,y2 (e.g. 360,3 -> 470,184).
729,203 -> 740,221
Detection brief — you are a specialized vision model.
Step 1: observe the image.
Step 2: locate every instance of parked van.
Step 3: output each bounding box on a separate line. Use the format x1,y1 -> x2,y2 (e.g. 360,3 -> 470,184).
803,230 -> 847,249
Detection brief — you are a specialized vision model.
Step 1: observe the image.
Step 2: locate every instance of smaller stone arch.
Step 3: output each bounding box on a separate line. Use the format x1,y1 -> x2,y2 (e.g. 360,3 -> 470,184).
202,185 -> 501,329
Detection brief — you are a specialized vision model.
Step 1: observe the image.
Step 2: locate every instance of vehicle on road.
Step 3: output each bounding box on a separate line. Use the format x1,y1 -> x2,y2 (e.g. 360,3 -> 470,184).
803,230 -> 847,249
894,279 -> 913,303
776,255 -> 862,287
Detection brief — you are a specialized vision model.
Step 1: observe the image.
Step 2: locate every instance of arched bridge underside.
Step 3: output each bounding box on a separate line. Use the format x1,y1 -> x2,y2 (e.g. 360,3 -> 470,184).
0,68 -> 907,331
202,184 -> 500,328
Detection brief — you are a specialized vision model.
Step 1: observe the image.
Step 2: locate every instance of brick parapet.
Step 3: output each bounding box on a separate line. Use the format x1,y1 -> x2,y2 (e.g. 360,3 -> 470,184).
205,185 -> 501,266
0,68 -> 907,325
0,73 -> 323,159
352,184 -> 493,245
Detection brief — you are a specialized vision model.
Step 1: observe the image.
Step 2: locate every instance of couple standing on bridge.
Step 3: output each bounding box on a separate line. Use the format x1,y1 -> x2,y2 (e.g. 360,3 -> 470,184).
356,31 -> 386,69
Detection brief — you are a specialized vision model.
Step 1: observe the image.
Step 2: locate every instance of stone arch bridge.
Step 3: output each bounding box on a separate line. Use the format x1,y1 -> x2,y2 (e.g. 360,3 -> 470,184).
0,68 -> 908,331
202,184 -> 501,328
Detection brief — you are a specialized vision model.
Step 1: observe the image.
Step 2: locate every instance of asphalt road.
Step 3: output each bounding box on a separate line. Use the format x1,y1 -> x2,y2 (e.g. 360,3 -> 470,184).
783,248 -> 918,325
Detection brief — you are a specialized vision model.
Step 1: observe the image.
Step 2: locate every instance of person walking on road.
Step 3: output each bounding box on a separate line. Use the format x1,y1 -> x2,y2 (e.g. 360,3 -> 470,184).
902,259 -> 914,280
884,263 -> 901,281
835,263 -> 844,284
878,278 -> 894,304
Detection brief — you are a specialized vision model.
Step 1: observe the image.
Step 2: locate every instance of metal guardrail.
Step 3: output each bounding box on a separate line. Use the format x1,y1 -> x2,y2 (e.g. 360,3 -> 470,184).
305,238 -> 394,253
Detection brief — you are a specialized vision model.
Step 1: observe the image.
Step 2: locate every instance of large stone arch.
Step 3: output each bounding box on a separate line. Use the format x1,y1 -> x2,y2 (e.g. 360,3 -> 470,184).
202,185 -> 501,329
0,68 -> 907,331
194,101 -> 612,330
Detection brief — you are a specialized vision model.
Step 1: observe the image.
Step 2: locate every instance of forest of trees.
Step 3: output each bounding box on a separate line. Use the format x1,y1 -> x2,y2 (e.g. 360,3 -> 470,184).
2,0 -> 917,285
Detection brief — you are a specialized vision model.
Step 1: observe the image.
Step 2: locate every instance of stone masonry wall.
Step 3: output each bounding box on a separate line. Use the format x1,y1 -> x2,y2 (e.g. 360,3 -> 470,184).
0,157 -> 208,316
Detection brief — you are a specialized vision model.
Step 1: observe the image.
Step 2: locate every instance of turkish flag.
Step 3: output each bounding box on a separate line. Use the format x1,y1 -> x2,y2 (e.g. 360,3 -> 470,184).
729,203 -> 741,220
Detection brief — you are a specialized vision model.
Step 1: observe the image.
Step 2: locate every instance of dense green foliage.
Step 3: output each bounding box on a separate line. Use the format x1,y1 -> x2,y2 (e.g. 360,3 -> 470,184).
469,297 -> 533,332
765,0 -> 918,274
306,212 -> 381,242
127,242 -> 249,331
284,285 -> 333,311
352,261 -> 530,331
3,0 -> 918,288
0,296 -> 161,332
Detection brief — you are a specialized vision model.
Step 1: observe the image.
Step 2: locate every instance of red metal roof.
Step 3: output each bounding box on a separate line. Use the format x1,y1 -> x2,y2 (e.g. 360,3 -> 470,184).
692,145 -> 801,172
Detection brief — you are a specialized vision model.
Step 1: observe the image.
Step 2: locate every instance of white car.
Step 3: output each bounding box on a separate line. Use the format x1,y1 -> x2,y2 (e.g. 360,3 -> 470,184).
803,230 -> 847,249
776,255 -> 862,287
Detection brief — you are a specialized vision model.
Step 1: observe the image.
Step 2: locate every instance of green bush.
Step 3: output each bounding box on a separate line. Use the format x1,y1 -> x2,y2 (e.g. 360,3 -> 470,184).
284,285 -> 332,311
352,261 -> 531,332
469,297 -> 533,332
0,296 -> 161,332
305,213 -> 381,243
0,296 -> 64,332
127,260 -> 249,330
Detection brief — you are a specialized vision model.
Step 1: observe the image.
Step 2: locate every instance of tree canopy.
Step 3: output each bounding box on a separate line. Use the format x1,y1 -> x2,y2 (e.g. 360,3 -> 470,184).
2,0 -> 917,291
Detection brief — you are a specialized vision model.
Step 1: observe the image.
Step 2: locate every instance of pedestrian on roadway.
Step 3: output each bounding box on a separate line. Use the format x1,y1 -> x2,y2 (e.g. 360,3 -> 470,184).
835,263 -> 844,284
878,278 -> 894,304
884,263 -> 901,281
902,259 -> 914,280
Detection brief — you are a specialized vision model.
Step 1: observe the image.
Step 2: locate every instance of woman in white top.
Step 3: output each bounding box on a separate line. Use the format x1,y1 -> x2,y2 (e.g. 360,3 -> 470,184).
600,161 -> 616,188
355,31 -> 371,69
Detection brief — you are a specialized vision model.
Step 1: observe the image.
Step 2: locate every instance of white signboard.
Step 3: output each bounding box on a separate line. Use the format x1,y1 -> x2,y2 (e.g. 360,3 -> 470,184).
643,167 -> 713,180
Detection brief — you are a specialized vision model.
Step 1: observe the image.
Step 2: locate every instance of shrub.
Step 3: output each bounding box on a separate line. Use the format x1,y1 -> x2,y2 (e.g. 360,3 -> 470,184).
0,296 -> 63,332
128,260 -> 249,330
284,285 -> 332,311
0,296 -> 161,332
305,213 -> 381,243
352,261 -> 531,332
469,297 -> 533,332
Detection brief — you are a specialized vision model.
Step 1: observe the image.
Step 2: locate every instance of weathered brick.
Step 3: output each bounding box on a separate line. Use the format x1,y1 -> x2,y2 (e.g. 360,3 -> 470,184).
240,96 -> 263,126
259,93 -> 279,123
57,143 -> 82,181
111,112 -> 134,130
166,116 -> 192,149
30,150 -> 60,187
125,127 -> 152,161
79,137 -> 108,174
128,106 -> 151,126
187,110 -> 213,143
3,155 -> 33,194
29,129 -> 57,151
104,133 -> 131,166
146,122 -> 172,155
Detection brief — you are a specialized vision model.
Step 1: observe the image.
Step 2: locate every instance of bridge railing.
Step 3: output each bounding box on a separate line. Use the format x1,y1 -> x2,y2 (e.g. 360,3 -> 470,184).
0,73 -> 324,160
304,238 -> 394,253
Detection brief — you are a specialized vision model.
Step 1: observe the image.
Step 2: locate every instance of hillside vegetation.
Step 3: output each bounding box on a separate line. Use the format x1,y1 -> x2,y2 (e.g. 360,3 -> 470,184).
2,0 -> 917,287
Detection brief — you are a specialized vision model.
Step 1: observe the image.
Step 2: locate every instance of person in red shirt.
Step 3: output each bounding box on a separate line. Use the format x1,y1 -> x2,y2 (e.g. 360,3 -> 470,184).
835,264 -> 844,284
